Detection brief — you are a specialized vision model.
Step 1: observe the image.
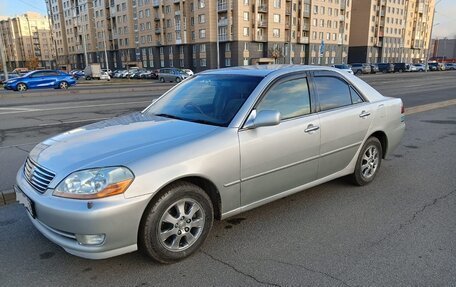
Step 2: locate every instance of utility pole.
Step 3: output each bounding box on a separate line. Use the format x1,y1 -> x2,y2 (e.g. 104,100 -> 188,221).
216,7 -> 220,69
0,31 -> 8,81
425,0 -> 439,72
102,29 -> 109,71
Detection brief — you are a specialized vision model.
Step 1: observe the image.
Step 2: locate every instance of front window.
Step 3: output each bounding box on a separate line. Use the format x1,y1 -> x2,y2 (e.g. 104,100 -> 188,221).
145,74 -> 263,127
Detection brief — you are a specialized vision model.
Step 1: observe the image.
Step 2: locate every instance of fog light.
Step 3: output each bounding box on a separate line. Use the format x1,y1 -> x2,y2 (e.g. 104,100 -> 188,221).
76,234 -> 106,245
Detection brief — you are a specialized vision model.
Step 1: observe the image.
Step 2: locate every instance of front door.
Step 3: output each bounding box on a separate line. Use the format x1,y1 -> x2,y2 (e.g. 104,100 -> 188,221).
238,75 -> 320,206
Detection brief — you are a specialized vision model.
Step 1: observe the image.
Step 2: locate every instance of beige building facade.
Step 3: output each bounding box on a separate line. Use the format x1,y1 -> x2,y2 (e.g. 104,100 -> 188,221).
0,12 -> 56,70
349,0 -> 434,64
46,0 -> 352,71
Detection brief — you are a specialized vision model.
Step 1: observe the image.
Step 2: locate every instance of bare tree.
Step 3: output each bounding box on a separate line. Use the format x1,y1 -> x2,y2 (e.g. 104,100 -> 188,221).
268,47 -> 284,64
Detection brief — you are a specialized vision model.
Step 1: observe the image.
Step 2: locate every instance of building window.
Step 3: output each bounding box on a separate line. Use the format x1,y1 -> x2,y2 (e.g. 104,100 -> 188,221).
226,43 -> 231,52
273,14 -> 280,23
225,58 -> 231,66
200,44 -> 206,52
200,58 -> 207,66
273,0 -> 281,8
243,27 -> 249,36
199,29 -> 206,38
198,14 -> 206,23
273,28 -> 280,37
243,12 -> 249,21
198,0 -> 205,8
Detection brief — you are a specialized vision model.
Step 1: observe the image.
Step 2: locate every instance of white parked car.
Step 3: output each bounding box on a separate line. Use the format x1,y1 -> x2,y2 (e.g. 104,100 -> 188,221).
332,64 -> 354,75
100,71 -> 111,81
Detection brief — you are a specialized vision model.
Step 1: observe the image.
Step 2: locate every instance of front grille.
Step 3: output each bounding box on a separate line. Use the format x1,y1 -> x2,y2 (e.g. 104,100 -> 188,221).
23,157 -> 56,193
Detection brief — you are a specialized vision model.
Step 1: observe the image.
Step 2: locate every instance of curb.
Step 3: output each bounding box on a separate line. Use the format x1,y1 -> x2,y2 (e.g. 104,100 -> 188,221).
0,189 -> 16,206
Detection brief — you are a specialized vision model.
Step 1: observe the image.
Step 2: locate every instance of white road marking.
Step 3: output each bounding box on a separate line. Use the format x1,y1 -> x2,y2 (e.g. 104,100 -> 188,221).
0,107 -> 39,112
0,100 -> 151,115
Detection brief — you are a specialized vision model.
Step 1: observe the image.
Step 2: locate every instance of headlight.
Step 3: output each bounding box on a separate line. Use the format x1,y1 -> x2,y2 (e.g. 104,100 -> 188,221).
54,167 -> 134,199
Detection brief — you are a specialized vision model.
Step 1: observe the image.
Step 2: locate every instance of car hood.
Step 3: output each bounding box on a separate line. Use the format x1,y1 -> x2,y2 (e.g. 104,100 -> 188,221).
29,112 -> 219,177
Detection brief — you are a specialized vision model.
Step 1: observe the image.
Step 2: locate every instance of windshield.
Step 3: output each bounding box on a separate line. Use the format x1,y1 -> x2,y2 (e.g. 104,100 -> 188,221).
145,74 -> 263,127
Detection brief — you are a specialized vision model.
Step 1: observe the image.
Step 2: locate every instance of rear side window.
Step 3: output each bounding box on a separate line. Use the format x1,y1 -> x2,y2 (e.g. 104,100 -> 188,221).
314,76 -> 352,111
350,86 -> 364,104
256,77 -> 311,120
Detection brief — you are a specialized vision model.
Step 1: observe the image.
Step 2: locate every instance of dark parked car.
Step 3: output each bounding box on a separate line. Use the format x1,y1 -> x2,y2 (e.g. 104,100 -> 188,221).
393,63 -> 409,73
3,70 -> 76,91
350,63 -> 371,75
377,63 -> 395,73
428,62 -> 440,71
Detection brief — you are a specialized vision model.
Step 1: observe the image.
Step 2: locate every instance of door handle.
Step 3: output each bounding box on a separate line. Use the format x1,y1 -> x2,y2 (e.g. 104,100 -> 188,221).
359,111 -> 371,118
305,124 -> 320,133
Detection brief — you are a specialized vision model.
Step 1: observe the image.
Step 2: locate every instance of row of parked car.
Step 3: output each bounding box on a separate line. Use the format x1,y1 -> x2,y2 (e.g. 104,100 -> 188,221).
340,62 -> 455,75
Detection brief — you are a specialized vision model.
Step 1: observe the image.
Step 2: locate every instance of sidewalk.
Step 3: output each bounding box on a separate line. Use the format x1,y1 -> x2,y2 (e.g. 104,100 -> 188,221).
0,189 -> 15,206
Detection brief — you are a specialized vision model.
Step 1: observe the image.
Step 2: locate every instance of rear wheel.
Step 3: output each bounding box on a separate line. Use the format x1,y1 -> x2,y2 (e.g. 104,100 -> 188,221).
351,137 -> 382,186
139,182 -> 213,264
355,70 -> 362,75
175,77 -> 181,83
159,77 -> 165,83
16,83 -> 27,92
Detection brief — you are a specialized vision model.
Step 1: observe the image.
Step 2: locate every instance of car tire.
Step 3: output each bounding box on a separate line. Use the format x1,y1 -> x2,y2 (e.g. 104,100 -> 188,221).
160,77 -> 165,83
398,69 -> 403,73
139,181 -> 214,264
16,83 -> 27,92
86,76 -> 92,80
351,137 -> 382,186
355,70 -> 362,75
175,77 -> 181,83
59,81 -> 69,89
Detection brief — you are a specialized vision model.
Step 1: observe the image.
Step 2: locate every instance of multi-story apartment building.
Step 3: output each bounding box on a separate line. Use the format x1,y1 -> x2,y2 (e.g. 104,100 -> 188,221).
46,0 -> 352,71
348,0 -> 434,64
0,12 -> 56,70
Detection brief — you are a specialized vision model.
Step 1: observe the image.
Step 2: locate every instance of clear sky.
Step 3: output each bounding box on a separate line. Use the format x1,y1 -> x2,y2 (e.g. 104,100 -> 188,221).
0,0 -> 455,38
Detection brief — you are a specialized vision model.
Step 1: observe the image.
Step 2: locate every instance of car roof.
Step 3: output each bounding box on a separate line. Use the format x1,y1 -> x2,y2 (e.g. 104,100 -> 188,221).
199,64 -> 347,77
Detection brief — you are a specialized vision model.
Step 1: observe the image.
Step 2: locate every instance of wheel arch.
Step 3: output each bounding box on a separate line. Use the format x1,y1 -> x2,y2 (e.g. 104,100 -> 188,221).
369,131 -> 388,159
142,175 -> 222,221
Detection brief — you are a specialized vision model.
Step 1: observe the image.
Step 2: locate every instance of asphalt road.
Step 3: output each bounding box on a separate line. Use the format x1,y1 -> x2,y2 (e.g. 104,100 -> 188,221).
0,72 -> 455,286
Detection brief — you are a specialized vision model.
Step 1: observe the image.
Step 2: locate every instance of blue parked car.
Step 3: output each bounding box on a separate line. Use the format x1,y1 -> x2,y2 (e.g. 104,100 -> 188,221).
3,70 -> 76,92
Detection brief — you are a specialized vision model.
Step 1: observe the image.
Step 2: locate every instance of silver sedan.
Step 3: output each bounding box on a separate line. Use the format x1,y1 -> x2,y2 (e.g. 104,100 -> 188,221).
15,65 -> 405,263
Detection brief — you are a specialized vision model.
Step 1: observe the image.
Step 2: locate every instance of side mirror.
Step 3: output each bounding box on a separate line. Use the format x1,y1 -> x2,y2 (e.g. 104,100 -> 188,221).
244,110 -> 281,129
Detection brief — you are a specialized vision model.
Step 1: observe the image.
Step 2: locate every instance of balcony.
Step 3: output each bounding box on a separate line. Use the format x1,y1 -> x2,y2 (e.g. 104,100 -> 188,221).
298,36 -> 309,44
255,35 -> 267,42
302,23 -> 310,31
175,10 -> 181,16
218,18 -> 228,26
217,3 -> 227,12
218,34 -> 231,42
258,4 -> 267,13
156,41 -> 163,46
173,0 -> 182,3
153,0 -> 162,7
303,10 -> 310,18
340,0 -> 346,10
257,20 -> 267,27
154,15 -> 162,21
285,7 -> 291,15
155,28 -> 162,34
339,15 -> 345,22
285,22 -> 291,29
175,24 -> 181,30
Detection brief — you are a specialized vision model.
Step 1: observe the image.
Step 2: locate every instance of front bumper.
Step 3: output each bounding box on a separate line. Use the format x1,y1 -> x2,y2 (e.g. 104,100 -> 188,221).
15,167 -> 151,259
3,83 -> 15,90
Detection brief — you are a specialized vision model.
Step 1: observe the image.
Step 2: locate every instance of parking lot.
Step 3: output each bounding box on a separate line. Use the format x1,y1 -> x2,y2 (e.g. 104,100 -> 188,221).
0,71 -> 455,286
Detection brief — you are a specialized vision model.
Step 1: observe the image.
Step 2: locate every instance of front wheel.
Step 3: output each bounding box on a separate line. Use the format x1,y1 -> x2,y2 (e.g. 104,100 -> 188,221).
351,137 -> 382,186
175,77 -> 181,83
59,81 -> 69,89
16,83 -> 27,92
139,182 -> 214,264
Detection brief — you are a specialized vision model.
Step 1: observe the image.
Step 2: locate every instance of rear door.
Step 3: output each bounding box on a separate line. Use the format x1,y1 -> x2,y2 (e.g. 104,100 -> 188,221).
311,71 -> 375,179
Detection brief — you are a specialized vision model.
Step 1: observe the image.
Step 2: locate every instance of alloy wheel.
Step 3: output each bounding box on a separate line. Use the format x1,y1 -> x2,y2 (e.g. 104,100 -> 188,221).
361,145 -> 379,179
158,198 -> 205,252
